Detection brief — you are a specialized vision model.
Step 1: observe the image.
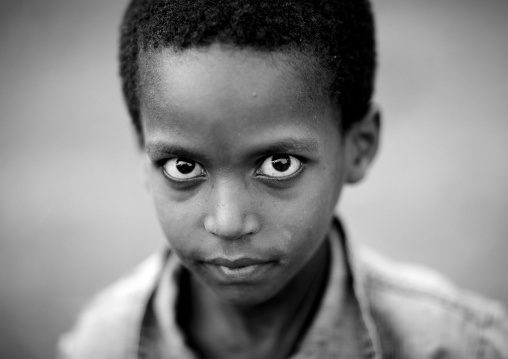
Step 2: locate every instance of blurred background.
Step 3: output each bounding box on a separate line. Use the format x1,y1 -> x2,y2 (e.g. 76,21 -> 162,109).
0,0 -> 507,357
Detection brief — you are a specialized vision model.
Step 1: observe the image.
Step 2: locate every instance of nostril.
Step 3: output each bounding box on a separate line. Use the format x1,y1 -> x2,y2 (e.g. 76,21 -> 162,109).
244,214 -> 261,235
203,213 -> 260,240
204,215 -> 218,235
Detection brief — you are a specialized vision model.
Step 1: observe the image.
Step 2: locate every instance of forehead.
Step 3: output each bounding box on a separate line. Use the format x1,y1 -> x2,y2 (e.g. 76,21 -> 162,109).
137,45 -> 339,151
138,45 -> 328,112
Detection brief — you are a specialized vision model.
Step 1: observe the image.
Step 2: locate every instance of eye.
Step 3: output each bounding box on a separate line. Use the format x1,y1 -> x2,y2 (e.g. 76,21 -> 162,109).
162,157 -> 206,181
256,154 -> 302,178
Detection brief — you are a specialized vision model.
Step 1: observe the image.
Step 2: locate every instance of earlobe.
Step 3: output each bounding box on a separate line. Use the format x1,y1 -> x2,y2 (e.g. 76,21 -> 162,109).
345,105 -> 381,184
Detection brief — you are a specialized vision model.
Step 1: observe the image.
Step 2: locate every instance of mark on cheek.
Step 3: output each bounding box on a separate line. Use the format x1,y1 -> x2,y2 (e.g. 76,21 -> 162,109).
281,229 -> 293,241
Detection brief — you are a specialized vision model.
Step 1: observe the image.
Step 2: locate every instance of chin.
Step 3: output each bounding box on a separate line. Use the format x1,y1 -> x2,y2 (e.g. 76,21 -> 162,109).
212,284 -> 279,307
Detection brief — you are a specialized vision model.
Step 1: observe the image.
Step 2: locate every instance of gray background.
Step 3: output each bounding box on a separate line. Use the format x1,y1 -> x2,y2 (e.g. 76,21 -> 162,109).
1,0 -> 507,358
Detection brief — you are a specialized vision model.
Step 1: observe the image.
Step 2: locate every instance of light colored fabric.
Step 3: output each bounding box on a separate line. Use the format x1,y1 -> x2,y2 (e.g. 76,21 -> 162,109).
57,252 -> 166,359
57,219 -> 508,359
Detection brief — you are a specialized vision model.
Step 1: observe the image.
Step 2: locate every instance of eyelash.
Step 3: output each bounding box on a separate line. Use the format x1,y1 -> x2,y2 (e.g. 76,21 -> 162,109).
254,155 -> 305,181
160,158 -> 207,183
158,154 -> 306,183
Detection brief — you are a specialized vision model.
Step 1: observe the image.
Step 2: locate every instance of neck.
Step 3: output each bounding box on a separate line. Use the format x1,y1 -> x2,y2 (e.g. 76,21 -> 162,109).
187,238 -> 330,359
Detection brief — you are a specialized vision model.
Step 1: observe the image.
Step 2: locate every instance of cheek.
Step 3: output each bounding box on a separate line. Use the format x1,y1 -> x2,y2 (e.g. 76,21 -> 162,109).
292,169 -> 341,223
150,183 -> 203,257
266,183 -> 338,258
287,167 -> 342,249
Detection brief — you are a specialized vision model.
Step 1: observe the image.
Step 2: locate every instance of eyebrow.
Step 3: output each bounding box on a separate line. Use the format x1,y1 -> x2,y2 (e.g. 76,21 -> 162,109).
146,142 -> 207,160
246,137 -> 320,158
145,136 -> 320,161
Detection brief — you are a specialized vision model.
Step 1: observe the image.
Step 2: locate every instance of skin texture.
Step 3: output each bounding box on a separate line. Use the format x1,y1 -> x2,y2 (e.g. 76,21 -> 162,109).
139,44 -> 379,358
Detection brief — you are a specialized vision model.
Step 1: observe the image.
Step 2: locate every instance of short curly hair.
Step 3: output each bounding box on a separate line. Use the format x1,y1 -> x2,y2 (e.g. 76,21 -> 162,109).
119,0 -> 376,146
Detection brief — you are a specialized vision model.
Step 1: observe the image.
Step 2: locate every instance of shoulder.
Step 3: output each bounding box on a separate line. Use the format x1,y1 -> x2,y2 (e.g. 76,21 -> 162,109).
57,250 -> 168,359
355,246 -> 508,359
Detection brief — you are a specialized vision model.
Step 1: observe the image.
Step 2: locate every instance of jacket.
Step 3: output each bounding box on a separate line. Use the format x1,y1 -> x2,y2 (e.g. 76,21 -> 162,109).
58,219 -> 508,358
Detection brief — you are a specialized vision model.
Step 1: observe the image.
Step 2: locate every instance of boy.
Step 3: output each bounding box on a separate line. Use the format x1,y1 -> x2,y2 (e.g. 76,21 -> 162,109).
59,0 -> 508,358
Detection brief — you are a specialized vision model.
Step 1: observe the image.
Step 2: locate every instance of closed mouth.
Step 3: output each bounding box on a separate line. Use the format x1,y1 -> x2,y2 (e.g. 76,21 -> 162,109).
205,257 -> 272,269
201,257 -> 277,282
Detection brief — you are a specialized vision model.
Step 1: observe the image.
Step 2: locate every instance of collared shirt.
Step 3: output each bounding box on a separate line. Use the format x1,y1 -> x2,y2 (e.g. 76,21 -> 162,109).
58,219 -> 508,358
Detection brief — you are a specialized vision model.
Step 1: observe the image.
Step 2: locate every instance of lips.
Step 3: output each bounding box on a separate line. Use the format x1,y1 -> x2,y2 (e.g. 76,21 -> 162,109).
201,257 -> 276,282
205,257 -> 269,269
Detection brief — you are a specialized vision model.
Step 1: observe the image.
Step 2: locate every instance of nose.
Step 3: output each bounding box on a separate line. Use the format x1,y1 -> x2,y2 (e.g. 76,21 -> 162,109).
204,179 -> 261,240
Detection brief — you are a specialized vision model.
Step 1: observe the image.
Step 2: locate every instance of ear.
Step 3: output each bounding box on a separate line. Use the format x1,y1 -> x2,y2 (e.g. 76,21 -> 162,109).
344,105 -> 381,184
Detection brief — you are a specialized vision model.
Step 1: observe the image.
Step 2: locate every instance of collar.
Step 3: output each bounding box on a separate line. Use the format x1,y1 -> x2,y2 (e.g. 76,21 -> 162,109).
337,218 -> 383,359
138,217 -> 383,359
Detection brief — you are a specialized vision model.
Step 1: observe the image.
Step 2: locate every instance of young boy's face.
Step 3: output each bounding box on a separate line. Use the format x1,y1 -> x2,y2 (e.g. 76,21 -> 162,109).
139,45 -> 366,305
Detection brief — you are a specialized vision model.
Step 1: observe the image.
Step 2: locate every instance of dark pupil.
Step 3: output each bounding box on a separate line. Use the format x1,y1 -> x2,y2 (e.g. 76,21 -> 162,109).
272,155 -> 291,172
176,158 -> 195,174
